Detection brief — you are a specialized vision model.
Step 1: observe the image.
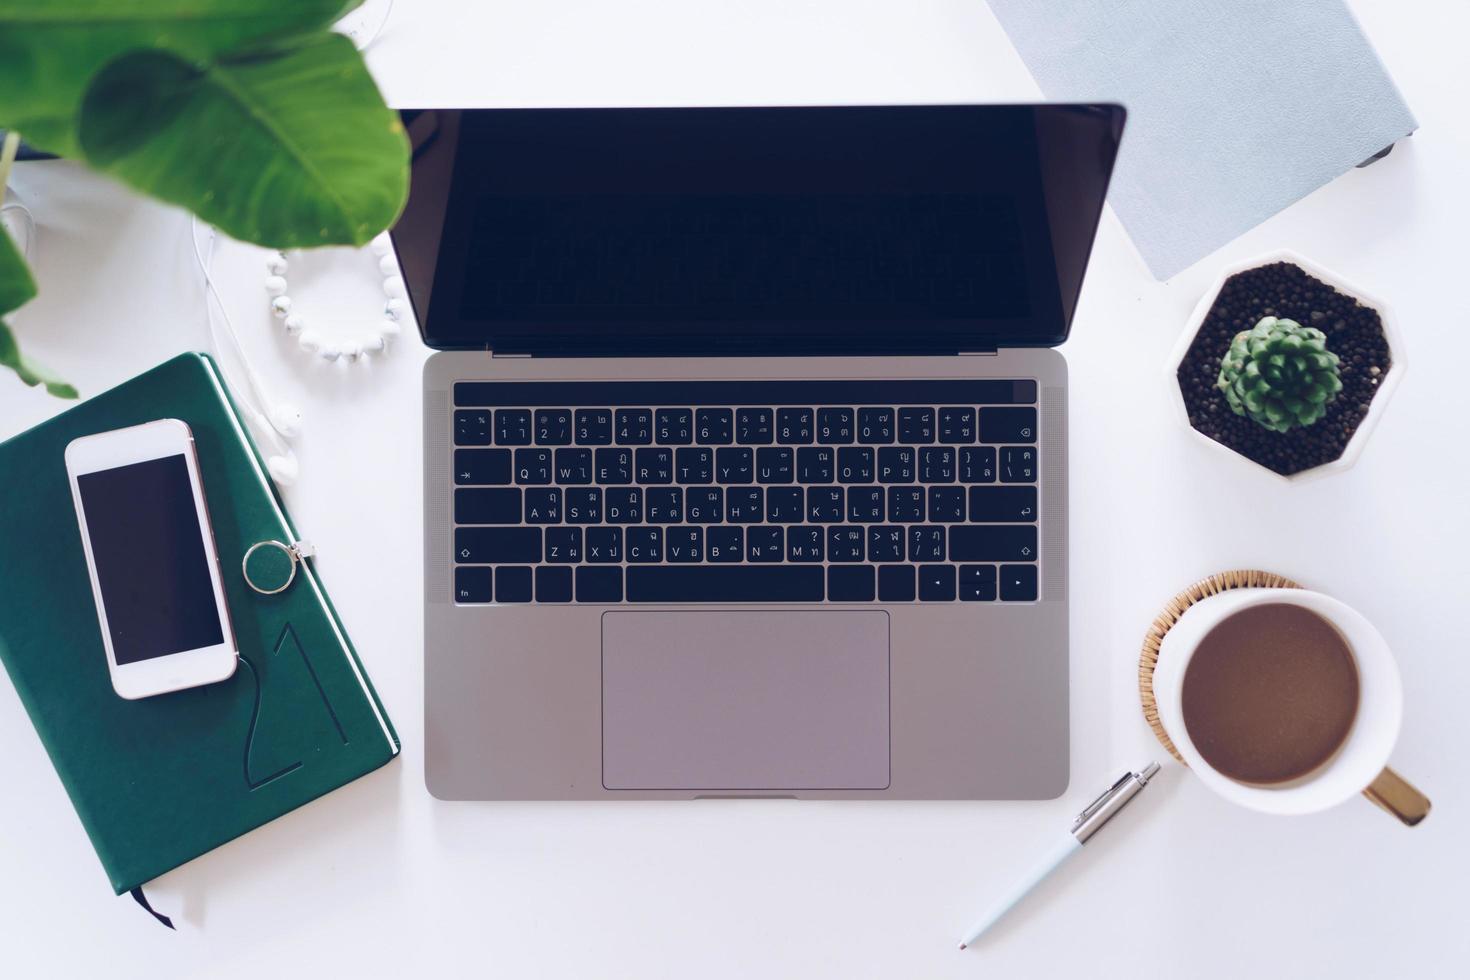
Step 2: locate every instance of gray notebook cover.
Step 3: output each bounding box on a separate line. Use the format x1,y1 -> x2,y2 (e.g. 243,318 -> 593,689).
987,0 -> 1416,279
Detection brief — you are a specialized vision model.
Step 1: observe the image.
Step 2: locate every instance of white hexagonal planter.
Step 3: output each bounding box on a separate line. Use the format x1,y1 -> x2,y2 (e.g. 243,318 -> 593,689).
1165,249 -> 1405,483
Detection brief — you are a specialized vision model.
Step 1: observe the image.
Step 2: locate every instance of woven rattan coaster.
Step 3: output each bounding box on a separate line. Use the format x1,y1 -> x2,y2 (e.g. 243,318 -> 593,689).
1138,569 -> 1303,764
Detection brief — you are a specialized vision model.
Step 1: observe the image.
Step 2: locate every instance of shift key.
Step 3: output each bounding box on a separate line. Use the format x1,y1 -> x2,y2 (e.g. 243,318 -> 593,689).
948,525 -> 1037,562
455,527 -> 542,564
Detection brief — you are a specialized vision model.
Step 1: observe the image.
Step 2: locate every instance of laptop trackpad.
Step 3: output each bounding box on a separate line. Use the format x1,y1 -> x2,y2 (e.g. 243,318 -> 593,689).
601,610 -> 890,791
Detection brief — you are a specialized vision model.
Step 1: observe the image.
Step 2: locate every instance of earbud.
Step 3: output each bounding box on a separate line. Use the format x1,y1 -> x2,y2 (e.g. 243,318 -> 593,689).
268,402 -> 304,439
267,452 -> 300,487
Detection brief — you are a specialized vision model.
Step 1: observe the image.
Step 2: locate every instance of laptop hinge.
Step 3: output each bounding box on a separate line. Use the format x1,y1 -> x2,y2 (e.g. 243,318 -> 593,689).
957,350 -> 999,356
490,351 -> 530,358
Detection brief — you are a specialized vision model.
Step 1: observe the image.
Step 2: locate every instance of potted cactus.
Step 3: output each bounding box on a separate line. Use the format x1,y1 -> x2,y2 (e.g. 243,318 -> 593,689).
1166,250 -> 1403,482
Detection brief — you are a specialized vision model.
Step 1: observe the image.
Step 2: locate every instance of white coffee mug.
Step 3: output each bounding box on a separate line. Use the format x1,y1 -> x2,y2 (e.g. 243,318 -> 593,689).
1154,588 -> 1429,824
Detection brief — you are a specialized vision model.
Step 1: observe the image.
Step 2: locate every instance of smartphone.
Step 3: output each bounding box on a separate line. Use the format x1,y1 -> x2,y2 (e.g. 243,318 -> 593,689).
65,419 -> 238,699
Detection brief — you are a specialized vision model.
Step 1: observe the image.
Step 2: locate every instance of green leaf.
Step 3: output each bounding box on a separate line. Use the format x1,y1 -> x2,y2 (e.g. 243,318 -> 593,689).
0,320 -> 77,398
0,0 -> 355,156
0,222 -> 36,316
78,32 -> 408,248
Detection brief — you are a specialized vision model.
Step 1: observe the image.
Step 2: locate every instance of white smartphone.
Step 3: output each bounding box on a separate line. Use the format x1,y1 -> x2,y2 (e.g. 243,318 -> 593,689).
65,419 -> 238,699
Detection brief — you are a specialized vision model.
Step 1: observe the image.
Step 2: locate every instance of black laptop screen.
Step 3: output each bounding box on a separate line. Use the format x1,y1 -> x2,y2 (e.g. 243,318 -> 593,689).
392,105 -> 1123,355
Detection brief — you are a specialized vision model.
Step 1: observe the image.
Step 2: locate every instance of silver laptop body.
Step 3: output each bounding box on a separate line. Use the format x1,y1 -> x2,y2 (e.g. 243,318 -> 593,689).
400,105 -> 1123,800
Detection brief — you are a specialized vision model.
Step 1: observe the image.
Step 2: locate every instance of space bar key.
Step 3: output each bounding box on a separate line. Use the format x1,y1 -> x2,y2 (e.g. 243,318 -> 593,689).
626,566 -> 825,602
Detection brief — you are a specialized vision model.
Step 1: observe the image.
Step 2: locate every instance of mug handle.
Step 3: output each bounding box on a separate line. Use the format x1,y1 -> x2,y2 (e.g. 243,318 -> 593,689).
1363,767 -> 1431,826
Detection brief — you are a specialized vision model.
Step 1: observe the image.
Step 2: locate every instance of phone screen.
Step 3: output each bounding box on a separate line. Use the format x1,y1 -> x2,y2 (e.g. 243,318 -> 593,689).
77,454 -> 224,664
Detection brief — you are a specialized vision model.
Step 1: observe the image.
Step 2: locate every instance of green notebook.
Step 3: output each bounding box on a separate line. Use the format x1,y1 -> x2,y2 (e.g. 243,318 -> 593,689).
0,353 -> 399,896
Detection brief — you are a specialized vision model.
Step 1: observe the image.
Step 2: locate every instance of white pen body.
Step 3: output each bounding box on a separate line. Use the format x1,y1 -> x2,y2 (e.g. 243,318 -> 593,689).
958,833 -> 1081,948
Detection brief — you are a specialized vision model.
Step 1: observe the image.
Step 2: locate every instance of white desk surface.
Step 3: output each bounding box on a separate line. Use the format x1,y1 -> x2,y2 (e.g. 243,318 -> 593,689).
2,1 -> 1467,976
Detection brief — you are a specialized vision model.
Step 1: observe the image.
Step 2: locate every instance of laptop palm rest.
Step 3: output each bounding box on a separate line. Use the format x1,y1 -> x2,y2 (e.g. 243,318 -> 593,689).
601,610 -> 891,791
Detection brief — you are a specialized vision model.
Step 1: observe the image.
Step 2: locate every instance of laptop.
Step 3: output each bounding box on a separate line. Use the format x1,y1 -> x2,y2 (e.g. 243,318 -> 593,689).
395,105 -> 1124,800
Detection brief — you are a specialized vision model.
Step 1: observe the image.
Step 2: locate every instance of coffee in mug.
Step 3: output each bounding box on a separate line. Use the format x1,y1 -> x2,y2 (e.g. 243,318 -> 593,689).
1151,588 -> 1429,824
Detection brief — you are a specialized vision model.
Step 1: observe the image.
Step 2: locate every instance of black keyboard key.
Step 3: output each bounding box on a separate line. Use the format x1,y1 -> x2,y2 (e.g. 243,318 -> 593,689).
455,409 -> 491,446
959,564 -> 997,601
454,566 -> 492,603
635,447 -> 673,484
797,446 -> 835,483
736,408 -> 773,444
616,408 -> 653,445
1000,564 -> 1038,601
514,448 -> 552,485
857,407 -> 895,444
938,407 -> 976,444
586,527 -> 623,563
828,565 -> 875,601
827,526 -> 865,562
606,487 -> 643,523
695,408 -> 733,444
535,565 -> 573,602
715,446 -> 753,483
949,525 -> 1037,561
969,486 -> 1038,522
1000,446 -> 1037,483
786,526 -> 823,562
898,407 -> 934,443
655,408 -> 693,445
456,527 -> 541,564
837,447 -> 874,484
746,527 -> 783,562
817,407 -> 854,444
546,527 -> 583,563
888,487 -> 925,522
867,525 -> 904,562
918,564 -> 956,601
959,446 -> 996,483
928,486 -> 966,523
535,409 -> 572,445
554,447 -> 592,484
919,446 -> 955,483
524,487 -> 561,523
726,487 -> 764,523
495,409 -> 531,446
756,446 -> 794,483
686,487 -> 724,523
645,487 -> 684,524
626,565 -> 824,602
706,526 -> 744,563
765,487 -> 803,523
908,526 -> 945,561
846,486 -> 884,523
455,448 -> 512,485
877,446 -> 915,483
676,446 -> 714,483
594,447 -> 633,484
495,566 -> 533,603
565,487 -> 602,523
627,527 -> 663,563
666,527 -> 704,563
776,408 -> 814,444
576,409 -> 613,445
878,564 -> 915,602
980,407 -> 1037,444
576,566 -> 623,602
806,487 -> 844,523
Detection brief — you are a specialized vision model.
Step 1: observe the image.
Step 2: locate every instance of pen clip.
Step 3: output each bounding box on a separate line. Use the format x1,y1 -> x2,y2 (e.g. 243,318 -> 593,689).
1071,770 -> 1135,833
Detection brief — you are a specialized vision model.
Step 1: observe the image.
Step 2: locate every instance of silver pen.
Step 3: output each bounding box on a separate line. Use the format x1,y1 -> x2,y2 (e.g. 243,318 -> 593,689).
958,761 -> 1161,949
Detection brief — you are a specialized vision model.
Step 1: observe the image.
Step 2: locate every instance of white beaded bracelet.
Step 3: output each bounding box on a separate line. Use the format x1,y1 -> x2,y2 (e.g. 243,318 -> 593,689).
266,232 -> 405,363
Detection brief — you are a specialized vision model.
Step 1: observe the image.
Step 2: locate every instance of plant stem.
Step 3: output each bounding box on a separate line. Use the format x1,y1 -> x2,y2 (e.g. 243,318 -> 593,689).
0,131 -> 19,194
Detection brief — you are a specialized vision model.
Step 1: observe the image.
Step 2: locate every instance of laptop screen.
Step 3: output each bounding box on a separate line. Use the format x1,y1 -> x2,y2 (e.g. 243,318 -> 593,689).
392,105 -> 1123,355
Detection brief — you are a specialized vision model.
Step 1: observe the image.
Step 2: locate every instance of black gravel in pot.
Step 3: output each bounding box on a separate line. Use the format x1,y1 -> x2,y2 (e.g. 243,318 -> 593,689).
1177,262 -> 1391,476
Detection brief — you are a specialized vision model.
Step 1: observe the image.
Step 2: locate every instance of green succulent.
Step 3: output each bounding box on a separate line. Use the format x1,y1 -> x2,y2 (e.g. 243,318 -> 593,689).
1216,316 -> 1343,433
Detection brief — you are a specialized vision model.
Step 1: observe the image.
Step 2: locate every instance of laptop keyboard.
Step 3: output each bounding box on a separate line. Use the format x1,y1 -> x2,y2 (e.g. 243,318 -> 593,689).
449,380 -> 1040,604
